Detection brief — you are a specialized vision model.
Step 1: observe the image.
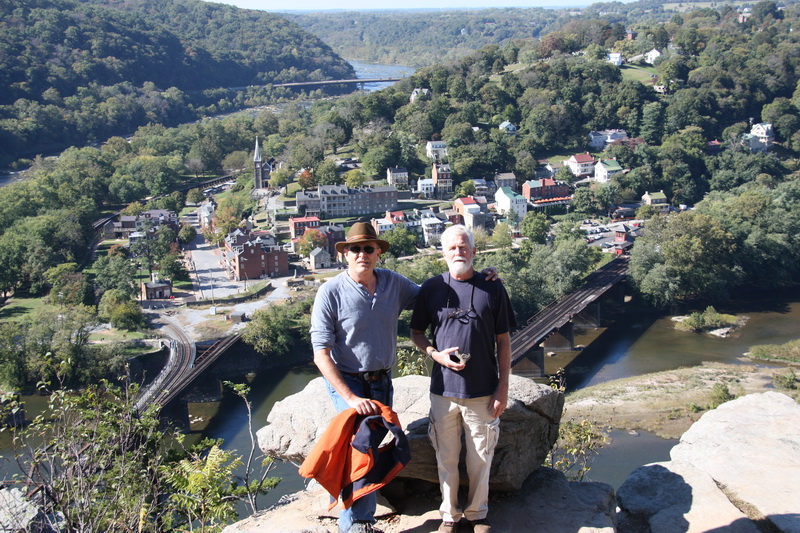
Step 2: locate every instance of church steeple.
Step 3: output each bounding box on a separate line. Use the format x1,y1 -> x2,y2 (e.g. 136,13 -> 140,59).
254,136 -> 262,163
254,136 -> 263,189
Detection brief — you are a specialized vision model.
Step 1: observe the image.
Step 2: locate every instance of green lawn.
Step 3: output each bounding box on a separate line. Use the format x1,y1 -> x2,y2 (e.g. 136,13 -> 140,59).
621,64 -> 657,84
0,294 -> 52,321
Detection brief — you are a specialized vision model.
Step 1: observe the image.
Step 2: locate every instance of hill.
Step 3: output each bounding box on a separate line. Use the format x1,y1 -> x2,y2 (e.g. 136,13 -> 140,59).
0,0 -> 354,165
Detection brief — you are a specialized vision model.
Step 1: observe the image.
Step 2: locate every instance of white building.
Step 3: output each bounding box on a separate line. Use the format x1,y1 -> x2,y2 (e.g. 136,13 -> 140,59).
425,140 -> 448,161
566,152 -> 596,177
594,159 -> 624,183
588,129 -> 628,150
645,48 -> 662,64
416,178 -> 435,198
386,166 -> 409,187
607,52 -> 622,66
495,186 -> 527,222
744,123 -> 774,152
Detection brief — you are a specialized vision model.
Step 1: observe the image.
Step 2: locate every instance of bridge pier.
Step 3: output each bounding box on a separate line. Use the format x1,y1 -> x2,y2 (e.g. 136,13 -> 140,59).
511,347 -> 545,379
542,321 -> 575,351
159,400 -> 190,433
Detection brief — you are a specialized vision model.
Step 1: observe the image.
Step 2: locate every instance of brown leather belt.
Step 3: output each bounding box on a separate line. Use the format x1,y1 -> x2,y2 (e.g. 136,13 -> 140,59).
343,369 -> 389,382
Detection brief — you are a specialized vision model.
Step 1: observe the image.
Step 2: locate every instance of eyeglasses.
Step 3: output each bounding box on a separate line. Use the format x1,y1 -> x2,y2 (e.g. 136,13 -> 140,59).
348,245 -> 376,255
448,307 -> 478,324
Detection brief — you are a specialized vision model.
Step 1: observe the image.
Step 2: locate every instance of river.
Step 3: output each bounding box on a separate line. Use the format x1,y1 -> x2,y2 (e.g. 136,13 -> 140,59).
191,288 -> 800,511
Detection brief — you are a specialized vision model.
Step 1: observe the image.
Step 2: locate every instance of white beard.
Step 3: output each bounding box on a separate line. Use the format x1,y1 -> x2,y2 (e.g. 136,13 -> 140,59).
449,259 -> 473,276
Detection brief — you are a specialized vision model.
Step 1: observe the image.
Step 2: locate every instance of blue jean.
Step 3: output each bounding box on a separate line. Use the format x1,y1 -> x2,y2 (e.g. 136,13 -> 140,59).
325,371 -> 393,533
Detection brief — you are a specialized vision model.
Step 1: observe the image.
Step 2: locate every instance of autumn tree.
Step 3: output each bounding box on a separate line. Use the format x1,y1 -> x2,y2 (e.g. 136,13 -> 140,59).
297,229 -> 328,257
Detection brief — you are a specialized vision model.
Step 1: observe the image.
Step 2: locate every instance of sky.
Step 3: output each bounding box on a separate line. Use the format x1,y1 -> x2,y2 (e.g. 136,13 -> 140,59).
211,0 -> 596,12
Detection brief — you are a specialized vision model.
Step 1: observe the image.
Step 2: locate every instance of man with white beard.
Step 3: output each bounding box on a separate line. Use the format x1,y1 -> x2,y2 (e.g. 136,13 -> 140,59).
410,225 -> 516,533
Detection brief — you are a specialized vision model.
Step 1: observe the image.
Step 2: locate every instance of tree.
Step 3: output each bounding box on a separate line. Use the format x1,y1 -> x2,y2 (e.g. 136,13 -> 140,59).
630,212 -> 740,306
454,180 -> 476,199
186,188 -> 205,204
95,254 -> 137,297
296,169 -> 316,190
269,167 -> 292,189
297,229 -> 328,257
242,303 -> 297,357
10,382 -> 171,532
382,227 -> 418,258
179,223 -> 198,245
520,212 -> 550,244
472,226 -> 489,251
491,222 -> 513,249
344,169 -> 366,188
315,159 -> 340,185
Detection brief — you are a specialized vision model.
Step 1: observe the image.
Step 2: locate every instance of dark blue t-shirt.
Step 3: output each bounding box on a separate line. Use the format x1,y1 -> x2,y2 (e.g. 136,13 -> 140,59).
410,271 -> 516,399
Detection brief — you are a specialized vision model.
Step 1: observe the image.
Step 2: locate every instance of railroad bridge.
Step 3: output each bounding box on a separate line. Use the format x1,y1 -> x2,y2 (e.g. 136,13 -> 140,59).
144,257 -> 629,428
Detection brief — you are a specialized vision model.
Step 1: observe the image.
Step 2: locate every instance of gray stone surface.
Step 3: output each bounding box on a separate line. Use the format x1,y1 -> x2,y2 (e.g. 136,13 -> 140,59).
617,392 -> 800,533
221,468 -> 616,533
256,374 -> 564,491
0,488 -> 44,532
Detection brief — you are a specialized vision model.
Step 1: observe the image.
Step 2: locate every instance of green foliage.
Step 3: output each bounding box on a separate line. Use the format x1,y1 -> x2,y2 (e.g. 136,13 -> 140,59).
545,369 -> 607,481
748,339 -> 800,364
0,0 -> 355,165
396,347 -> 429,377
773,369 -> 797,390
162,445 -> 241,531
381,227 -> 419,258
9,381 -> 171,532
676,306 -> 739,333
709,383 -> 734,409
242,293 -> 313,357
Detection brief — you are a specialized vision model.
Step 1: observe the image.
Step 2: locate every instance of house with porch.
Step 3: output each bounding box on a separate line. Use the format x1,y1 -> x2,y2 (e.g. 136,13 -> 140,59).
566,152 -> 596,178
594,159 -> 624,183
642,190 -> 670,214
387,167 -> 409,187
426,140 -> 448,161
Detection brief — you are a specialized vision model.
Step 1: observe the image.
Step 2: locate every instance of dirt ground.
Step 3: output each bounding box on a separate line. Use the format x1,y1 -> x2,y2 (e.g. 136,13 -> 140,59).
562,361 -> 799,439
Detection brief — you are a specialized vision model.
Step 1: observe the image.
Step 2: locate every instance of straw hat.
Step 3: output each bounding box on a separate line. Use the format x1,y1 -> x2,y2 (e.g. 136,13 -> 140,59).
334,222 -> 391,254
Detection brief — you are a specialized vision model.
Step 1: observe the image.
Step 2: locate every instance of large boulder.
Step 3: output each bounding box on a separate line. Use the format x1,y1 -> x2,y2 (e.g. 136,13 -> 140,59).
617,392 -> 800,533
257,374 -> 563,491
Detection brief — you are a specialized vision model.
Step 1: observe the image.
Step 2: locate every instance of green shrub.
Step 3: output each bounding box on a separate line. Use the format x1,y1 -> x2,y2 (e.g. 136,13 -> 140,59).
709,383 -> 734,408
773,369 -> 797,390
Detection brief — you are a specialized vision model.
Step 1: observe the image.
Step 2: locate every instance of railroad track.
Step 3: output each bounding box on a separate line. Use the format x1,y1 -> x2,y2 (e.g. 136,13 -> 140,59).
509,257 -> 629,364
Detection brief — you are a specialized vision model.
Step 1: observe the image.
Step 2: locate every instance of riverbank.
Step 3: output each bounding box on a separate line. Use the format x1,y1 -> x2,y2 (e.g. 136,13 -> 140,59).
563,361 -> 798,439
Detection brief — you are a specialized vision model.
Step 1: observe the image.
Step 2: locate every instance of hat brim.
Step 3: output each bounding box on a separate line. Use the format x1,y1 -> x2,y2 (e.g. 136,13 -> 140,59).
335,238 -> 390,254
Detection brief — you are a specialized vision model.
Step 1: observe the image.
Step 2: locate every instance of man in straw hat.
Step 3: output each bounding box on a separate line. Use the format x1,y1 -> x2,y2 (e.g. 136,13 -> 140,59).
310,222 -> 498,533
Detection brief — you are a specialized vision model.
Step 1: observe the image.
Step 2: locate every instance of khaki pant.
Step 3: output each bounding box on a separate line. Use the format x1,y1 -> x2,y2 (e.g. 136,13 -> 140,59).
428,393 -> 500,523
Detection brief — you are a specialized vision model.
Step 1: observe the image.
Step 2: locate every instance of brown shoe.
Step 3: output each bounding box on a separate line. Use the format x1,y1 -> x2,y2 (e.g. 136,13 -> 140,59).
470,519 -> 491,533
438,521 -> 458,533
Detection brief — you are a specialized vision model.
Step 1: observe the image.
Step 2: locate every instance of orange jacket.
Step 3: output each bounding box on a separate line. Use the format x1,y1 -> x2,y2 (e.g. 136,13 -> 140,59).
298,401 -> 411,510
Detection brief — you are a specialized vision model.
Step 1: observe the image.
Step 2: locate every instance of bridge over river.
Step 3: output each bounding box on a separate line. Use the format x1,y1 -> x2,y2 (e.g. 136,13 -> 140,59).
143,257 -> 629,423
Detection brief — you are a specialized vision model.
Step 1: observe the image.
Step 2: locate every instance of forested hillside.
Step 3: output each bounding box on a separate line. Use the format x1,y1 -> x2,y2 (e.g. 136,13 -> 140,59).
286,1 -> 674,67
0,0 -> 353,166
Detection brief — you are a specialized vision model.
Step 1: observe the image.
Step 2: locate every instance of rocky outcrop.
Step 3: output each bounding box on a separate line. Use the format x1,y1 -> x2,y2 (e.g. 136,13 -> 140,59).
222,468 -> 617,533
617,391 -> 800,533
257,374 -> 564,491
